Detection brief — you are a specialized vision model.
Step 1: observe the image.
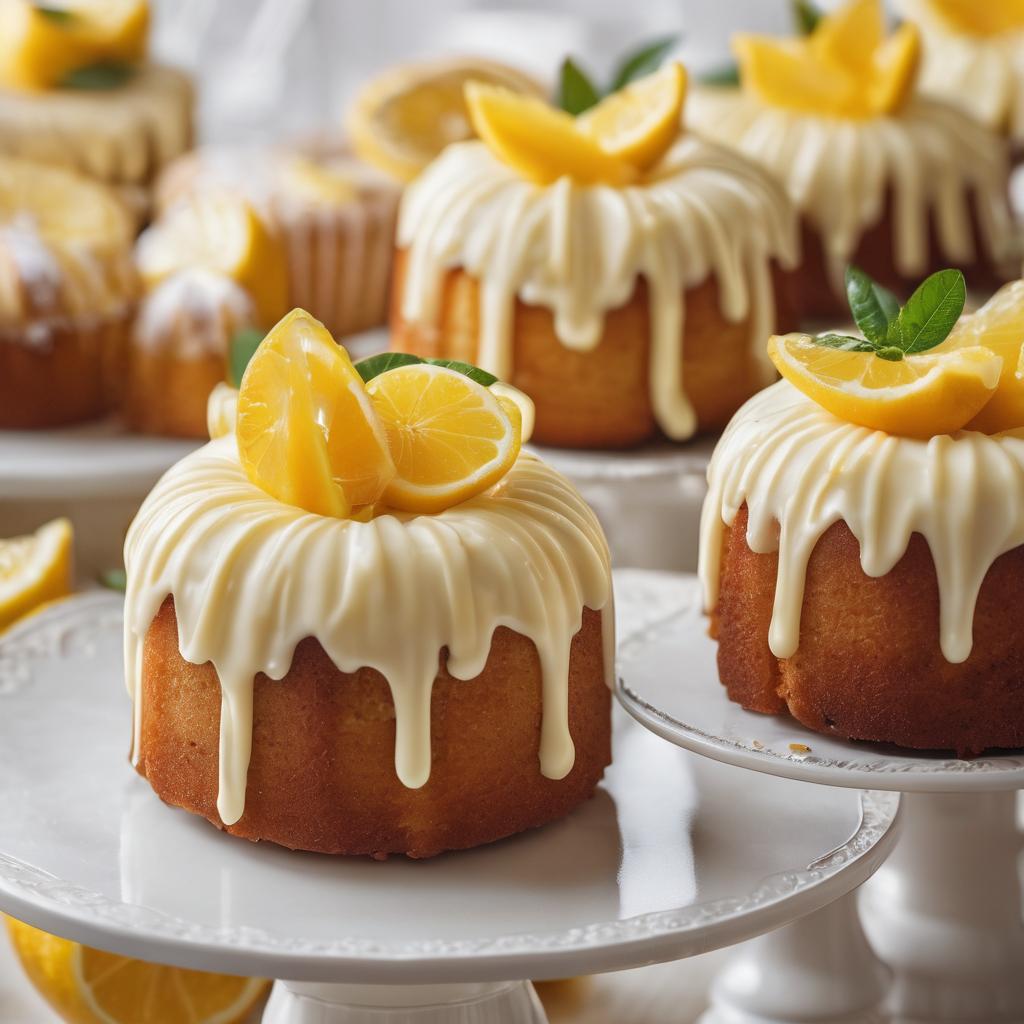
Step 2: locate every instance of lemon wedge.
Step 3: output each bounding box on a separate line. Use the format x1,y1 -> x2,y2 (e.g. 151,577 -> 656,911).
6,916 -> 267,1024
0,0 -> 148,90
927,0 -> 1024,37
576,62 -> 686,170
137,195 -> 287,327
236,310 -> 395,517
0,518 -> 73,632
367,363 -> 522,513
349,57 -> 544,182
465,82 -> 635,187
768,333 -> 1002,438
943,279 -> 1024,433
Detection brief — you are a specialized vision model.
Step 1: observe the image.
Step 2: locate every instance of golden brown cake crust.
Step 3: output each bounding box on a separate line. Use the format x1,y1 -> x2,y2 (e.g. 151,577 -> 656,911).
124,349 -> 222,439
710,505 -> 1024,756
136,599 -> 611,858
390,248 -> 799,449
0,314 -> 130,429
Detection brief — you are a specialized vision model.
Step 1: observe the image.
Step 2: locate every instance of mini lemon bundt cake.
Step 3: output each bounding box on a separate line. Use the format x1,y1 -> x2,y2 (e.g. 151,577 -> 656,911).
687,0 -> 1016,318
124,311 -> 613,858
0,0 -> 192,220
155,148 -> 400,339
0,155 -> 137,429
390,62 -> 800,450
897,0 -> 1024,153
700,266 -> 1024,756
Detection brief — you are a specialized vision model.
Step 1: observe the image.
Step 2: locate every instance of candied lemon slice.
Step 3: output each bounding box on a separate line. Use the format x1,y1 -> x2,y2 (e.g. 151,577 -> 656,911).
866,23 -> 920,115
576,62 -> 686,170
236,310 -> 395,517
0,518 -> 73,632
944,279 -> 1024,433
465,82 -> 635,187
810,0 -> 884,74
768,333 -> 1002,438
349,57 -> 544,182
136,194 -> 288,327
0,0 -> 148,90
6,916 -> 267,1024
928,0 -> 1024,37
367,364 -> 522,513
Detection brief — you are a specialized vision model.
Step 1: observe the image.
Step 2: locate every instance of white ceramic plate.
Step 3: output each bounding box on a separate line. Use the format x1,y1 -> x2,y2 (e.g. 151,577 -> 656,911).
0,590 -> 897,983
615,570 -> 1024,792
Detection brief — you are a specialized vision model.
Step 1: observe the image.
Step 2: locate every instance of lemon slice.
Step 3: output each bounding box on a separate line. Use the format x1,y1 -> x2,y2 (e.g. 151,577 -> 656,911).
465,82 -> 635,187
0,0 -> 148,90
6,916 -> 267,1024
928,0 -> 1024,36
0,518 -> 73,632
348,57 -> 544,182
367,364 -> 521,513
136,194 -> 288,327
576,62 -> 686,170
237,310 -> 395,517
491,381 -> 535,444
865,23 -> 920,115
768,333 -> 1002,438
944,279 -> 1024,433
810,0 -> 884,74
282,155 -> 357,206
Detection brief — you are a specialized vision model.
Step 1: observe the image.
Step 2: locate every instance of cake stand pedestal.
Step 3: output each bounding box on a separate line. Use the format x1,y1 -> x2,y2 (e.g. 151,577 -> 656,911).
615,569 -> 1024,1024
0,591 -> 899,1024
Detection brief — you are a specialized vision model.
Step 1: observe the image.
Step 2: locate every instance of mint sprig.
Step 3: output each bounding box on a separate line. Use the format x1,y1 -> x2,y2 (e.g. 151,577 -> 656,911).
791,0 -> 824,35
556,35 -> 680,114
814,266 -> 967,361
228,328 -> 267,388
699,64 -> 741,87
354,352 -> 498,387
60,62 -> 134,90
34,4 -> 75,23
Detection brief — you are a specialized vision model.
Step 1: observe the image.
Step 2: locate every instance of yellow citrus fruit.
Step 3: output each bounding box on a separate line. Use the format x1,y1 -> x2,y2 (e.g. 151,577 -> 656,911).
490,381 -> 535,444
281,155 -> 357,206
576,62 -> 686,170
236,310 -> 395,517
0,155 -> 132,248
367,364 -> 522,513
928,0 -> 1024,37
810,0 -> 884,74
465,82 -> 636,187
768,333 -> 1002,438
944,279 -> 1024,433
865,23 -> 920,115
0,518 -> 73,633
348,57 -> 545,183
6,916 -> 268,1024
136,194 -> 288,327
0,0 -> 148,90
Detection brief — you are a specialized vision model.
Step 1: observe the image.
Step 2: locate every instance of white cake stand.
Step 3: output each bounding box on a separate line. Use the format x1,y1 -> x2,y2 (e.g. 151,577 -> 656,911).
0,591 -> 899,1024
615,569 -> 1024,1024
0,421 -> 197,580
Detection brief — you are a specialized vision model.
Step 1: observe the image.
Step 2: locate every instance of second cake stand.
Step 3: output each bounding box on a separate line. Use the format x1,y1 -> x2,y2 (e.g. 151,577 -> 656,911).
616,569 -> 1024,1024
0,591 -> 899,1024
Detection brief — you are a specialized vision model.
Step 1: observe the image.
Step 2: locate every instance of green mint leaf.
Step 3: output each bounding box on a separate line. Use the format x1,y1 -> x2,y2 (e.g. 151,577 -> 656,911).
893,269 -> 966,354
354,352 -> 424,383
97,567 -> 127,592
609,35 -> 679,92
228,328 -> 266,388
845,265 -> 901,346
791,0 -> 824,35
876,346 -> 906,361
427,358 -> 498,387
700,63 -> 741,87
34,5 -> 75,23
814,333 -> 876,351
60,62 -> 134,90
557,57 -> 601,115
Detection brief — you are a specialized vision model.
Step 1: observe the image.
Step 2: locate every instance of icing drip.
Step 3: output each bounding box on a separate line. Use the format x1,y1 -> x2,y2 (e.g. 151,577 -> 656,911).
686,90 -> 1015,292
699,381 -> 1024,665
396,137 -> 798,441
897,0 -> 1024,144
124,437 -> 614,827
133,268 -> 256,359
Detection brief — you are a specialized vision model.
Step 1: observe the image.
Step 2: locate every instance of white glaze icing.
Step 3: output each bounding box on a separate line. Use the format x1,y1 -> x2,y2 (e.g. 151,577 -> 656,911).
156,146 -> 400,337
686,90 -> 1015,293
133,268 -> 256,360
897,0 -> 1024,144
699,379 -> 1024,665
395,136 -> 798,442
124,436 -> 614,827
